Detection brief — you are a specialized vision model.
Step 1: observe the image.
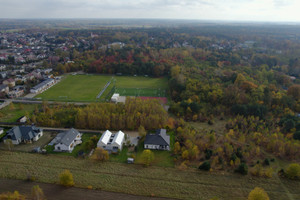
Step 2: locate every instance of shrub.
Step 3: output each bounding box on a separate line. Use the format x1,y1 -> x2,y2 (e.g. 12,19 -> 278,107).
235,163 -> 248,175
285,163 -> 300,179
248,187 -> 269,200
59,170 -> 74,187
263,158 -> 270,166
31,185 -> 46,200
199,161 -> 211,171
92,147 -> 109,161
140,149 -> 154,167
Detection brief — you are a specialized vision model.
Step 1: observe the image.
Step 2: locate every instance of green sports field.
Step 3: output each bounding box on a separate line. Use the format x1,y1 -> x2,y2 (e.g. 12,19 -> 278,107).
36,75 -> 168,102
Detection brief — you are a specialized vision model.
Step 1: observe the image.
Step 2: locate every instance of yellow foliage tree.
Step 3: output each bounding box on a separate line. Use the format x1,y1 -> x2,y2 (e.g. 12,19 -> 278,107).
140,149 -> 154,166
59,170 -> 74,187
31,185 -> 46,200
92,147 -> 109,161
248,187 -> 269,200
0,191 -> 25,200
286,163 -> 300,179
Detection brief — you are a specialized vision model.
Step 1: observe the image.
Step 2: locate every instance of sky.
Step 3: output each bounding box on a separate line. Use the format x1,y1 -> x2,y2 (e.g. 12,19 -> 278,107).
0,0 -> 300,22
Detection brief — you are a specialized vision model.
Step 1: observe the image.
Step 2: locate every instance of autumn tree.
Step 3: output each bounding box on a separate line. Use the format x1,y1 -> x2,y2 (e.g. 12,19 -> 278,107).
140,149 -> 154,166
248,187 -> 269,200
287,84 -> 300,100
92,147 -> 109,161
31,185 -> 45,200
59,170 -> 74,187
0,191 -> 25,200
138,126 -> 146,138
285,163 -> 300,179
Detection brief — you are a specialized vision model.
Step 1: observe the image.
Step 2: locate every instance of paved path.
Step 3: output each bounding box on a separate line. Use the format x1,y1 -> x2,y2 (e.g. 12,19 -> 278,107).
0,98 -> 91,106
0,100 -> 11,109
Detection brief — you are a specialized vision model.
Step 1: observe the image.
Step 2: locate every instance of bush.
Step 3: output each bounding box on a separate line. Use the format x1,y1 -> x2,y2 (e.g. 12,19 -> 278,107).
248,187 -> 269,200
235,163 -> 248,175
285,163 -> 300,179
140,149 -> 154,167
263,158 -> 270,166
59,170 -> 74,187
199,161 -> 211,171
92,147 -> 109,161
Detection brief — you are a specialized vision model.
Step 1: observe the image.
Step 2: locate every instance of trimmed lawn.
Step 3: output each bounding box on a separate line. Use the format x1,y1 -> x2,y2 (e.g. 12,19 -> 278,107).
36,75 -> 112,102
115,76 -> 168,89
0,103 -> 37,123
36,75 -> 168,102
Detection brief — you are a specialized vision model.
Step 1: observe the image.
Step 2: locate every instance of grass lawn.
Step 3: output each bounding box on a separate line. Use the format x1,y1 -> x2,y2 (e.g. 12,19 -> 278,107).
0,150 -> 299,200
36,75 -> 112,102
0,103 -> 37,123
189,119 -> 227,135
36,75 -> 168,102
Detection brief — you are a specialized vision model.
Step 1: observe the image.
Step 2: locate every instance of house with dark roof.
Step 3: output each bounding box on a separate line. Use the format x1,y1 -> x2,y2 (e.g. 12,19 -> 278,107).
144,129 -> 170,151
4,126 -> 43,145
48,128 -> 82,153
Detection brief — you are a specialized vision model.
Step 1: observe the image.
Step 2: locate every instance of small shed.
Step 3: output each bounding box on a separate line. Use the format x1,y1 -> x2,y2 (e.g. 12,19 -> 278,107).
127,158 -> 134,164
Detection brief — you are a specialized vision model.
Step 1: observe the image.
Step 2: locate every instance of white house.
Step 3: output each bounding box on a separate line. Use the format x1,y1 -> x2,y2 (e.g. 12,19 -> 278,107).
49,128 -> 82,153
97,130 -> 125,152
0,128 -> 3,135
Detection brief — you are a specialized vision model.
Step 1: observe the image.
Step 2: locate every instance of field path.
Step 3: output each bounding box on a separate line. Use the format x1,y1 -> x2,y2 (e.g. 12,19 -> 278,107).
0,178 -> 173,200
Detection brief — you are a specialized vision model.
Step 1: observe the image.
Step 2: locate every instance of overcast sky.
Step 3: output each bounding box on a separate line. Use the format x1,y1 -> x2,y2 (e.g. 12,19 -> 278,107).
1,0 -> 299,22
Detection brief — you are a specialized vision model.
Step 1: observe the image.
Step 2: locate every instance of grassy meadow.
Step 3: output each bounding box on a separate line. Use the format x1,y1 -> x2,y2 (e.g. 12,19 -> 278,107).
0,150 -> 299,200
0,103 -> 37,123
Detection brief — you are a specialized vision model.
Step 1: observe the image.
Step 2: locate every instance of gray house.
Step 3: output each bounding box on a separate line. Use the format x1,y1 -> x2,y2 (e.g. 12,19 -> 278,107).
49,128 -> 82,153
144,129 -> 170,151
4,126 -> 43,145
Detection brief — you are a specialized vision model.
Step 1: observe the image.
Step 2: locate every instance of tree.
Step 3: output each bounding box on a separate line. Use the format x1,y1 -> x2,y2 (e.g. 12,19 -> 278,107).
9,103 -> 15,110
199,161 -> 211,171
4,139 -> 13,151
59,170 -> 74,187
285,163 -> 300,179
235,163 -> 248,175
92,147 -> 109,161
287,84 -> 300,100
0,191 -> 25,200
248,187 -> 269,200
173,142 -> 181,154
140,149 -> 154,166
138,126 -> 146,138
31,185 -> 45,200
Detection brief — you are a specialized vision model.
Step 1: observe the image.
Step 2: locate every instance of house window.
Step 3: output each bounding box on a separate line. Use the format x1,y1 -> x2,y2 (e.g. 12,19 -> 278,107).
57,146 -> 60,150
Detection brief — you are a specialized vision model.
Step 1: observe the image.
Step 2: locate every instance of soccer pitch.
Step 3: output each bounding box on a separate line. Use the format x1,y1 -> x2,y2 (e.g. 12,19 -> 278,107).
36,75 -> 168,102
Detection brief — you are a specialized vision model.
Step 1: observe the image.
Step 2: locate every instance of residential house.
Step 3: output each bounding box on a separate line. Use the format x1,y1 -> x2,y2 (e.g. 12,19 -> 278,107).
30,78 -> 55,93
0,128 -> 3,135
97,130 -> 125,152
0,84 -> 9,94
8,86 -> 24,98
0,71 -> 7,79
3,78 -> 15,87
144,129 -> 170,151
4,126 -> 43,145
49,128 -> 82,153
17,116 -> 27,123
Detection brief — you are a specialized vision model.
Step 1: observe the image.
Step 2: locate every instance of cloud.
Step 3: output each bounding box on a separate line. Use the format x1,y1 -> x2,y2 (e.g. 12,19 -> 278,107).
0,0 -> 299,21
